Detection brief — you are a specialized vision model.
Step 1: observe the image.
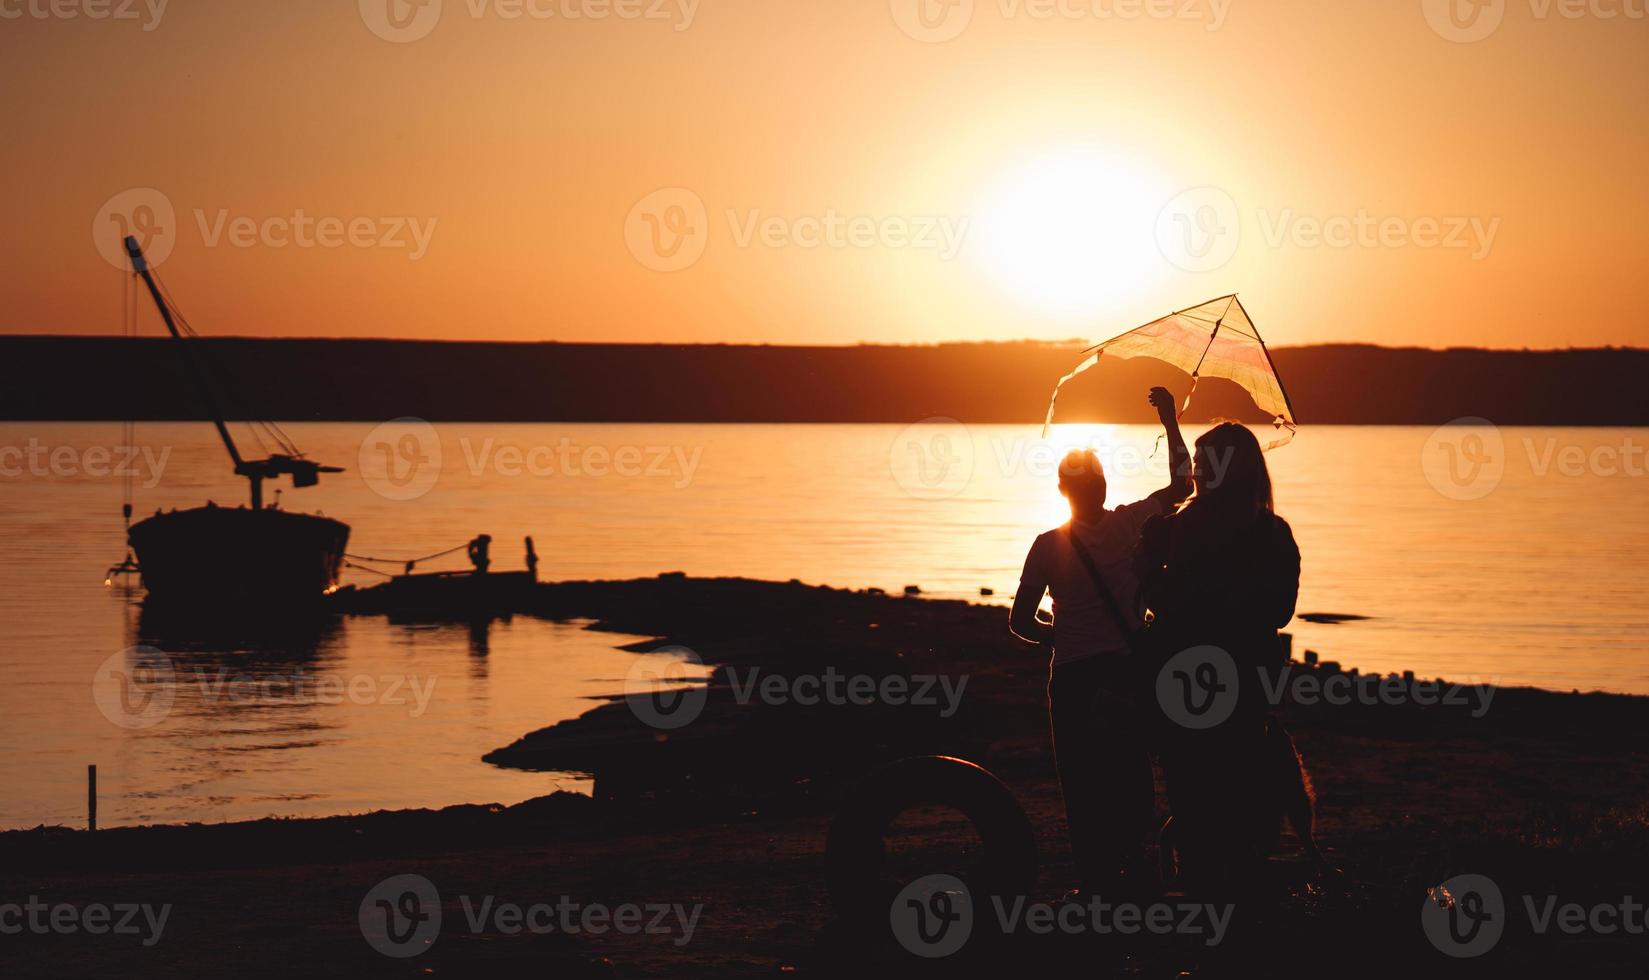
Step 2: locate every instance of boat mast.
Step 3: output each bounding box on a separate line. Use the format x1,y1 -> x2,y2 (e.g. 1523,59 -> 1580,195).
124,237 -> 246,468
124,235 -> 340,509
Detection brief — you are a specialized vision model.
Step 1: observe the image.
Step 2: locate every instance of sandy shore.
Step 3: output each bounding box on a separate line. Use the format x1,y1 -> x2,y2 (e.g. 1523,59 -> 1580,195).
5,575 -> 1648,977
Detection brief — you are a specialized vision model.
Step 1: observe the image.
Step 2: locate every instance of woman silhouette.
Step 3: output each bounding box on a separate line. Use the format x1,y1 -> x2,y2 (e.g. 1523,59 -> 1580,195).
1135,421 -> 1308,895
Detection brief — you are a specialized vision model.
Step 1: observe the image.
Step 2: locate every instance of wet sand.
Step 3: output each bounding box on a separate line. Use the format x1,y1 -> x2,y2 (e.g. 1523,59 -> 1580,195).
5,575 -> 1647,977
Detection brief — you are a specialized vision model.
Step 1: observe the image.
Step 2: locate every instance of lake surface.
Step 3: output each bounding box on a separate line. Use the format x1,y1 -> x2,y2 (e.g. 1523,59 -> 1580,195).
2,421 -> 1646,829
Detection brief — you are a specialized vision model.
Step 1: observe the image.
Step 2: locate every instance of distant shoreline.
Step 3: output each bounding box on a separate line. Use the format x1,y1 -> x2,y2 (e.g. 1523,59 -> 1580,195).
6,336 -> 1648,425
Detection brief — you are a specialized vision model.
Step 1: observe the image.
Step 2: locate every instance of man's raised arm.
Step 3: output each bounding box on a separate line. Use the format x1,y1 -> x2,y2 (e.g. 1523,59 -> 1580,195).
1148,385 -> 1192,508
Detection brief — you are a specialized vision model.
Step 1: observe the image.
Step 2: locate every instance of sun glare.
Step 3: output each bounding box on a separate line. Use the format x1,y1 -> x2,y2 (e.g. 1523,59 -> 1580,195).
1028,423 -> 1131,528
973,149 -> 1171,319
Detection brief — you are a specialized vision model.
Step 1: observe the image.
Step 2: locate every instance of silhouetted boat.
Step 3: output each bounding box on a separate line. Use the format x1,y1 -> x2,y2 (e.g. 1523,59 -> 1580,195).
122,235 -> 350,609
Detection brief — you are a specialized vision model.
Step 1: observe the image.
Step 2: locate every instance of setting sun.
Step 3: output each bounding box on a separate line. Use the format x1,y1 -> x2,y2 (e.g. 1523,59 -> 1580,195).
972,148 -> 1172,319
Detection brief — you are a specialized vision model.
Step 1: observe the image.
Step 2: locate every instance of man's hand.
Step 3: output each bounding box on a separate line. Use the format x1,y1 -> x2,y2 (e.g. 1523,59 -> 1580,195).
1148,386 -> 1177,421
1149,386 -> 1193,505
1010,586 -> 1056,646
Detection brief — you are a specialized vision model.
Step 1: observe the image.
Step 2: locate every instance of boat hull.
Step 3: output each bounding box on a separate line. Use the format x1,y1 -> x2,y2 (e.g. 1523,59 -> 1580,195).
129,506 -> 350,607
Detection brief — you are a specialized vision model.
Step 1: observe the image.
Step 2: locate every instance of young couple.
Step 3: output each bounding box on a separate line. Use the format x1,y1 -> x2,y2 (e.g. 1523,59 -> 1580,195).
1009,386 -> 1306,899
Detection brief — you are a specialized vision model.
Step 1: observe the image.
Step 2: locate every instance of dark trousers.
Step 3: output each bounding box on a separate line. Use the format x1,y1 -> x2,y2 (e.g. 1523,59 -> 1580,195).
1048,656 -> 1155,892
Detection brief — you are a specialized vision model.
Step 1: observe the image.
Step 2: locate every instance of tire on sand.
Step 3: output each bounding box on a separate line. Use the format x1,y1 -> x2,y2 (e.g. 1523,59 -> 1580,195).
825,755 -> 1038,919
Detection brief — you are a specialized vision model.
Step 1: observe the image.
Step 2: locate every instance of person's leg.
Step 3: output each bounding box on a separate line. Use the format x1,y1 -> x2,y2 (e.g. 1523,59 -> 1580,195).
1267,720 -> 1323,868
1048,657 -> 1108,891
1090,669 -> 1155,891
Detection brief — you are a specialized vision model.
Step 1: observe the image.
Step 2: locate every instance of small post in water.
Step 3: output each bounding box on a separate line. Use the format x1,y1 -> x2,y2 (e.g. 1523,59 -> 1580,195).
88,764 -> 97,832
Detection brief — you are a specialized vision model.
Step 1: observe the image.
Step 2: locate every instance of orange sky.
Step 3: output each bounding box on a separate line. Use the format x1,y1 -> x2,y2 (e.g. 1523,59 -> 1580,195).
3,0 -> 1646,348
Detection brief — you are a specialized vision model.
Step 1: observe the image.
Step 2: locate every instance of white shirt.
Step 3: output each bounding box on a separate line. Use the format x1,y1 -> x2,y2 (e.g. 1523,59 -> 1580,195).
1017,497 -> 1164,664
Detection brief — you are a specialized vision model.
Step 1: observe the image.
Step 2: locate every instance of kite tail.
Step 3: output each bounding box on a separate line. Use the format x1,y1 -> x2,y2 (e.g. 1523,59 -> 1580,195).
1262,417 -> 1299,451
1041,350 -> 1103,438
1179,373 -> 1200,421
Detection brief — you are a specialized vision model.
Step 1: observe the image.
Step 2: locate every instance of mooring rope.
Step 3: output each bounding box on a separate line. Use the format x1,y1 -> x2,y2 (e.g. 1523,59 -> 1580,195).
343,543 -> 470,568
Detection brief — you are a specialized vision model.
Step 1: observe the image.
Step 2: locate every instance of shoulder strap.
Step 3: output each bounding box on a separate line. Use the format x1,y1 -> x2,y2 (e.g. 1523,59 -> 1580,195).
1065,522 -> 1143,656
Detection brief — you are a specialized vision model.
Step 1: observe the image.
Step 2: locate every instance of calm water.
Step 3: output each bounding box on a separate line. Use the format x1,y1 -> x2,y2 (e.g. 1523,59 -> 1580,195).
2,421 -> 1646,829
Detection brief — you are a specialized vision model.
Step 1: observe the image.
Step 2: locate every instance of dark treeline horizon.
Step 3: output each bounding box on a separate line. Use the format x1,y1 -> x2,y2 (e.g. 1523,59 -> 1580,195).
4,336 -> 1647,426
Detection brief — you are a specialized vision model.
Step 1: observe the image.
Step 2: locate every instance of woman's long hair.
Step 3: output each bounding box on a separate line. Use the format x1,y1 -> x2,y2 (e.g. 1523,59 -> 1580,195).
1179,421 -> 1274,524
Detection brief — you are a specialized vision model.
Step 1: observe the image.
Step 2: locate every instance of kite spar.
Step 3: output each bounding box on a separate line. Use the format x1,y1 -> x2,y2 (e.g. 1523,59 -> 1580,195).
1042,294 -> 1298,447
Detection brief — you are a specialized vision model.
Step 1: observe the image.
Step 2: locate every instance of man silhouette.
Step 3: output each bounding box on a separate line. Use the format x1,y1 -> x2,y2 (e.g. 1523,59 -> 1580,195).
1010,387 -> 1190,895
467,534 -> 492,574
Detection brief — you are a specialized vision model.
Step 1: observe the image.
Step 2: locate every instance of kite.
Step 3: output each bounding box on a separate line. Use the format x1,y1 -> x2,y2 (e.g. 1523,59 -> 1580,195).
1042,294 -> 1298,447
